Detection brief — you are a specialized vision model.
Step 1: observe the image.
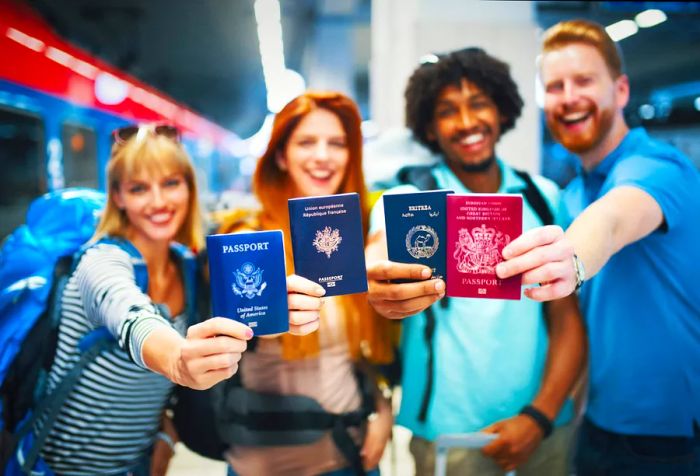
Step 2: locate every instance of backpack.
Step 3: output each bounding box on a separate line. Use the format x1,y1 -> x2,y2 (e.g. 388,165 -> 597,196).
170,210 -> 376,475
393,164 -> 554,422
0,188 -> 196,474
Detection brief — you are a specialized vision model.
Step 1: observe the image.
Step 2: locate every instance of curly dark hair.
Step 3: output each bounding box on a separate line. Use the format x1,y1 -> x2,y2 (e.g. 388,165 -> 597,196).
405,47 -> 524,153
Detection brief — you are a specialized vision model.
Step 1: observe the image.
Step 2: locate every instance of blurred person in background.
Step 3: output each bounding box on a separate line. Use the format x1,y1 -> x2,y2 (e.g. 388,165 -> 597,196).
364,48 -> 586,475
496,19 -> 700,475
217,91 -> 395,476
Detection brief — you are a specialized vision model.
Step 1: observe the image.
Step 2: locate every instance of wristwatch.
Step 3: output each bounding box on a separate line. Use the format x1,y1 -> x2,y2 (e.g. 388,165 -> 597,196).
572,253 -> 586,291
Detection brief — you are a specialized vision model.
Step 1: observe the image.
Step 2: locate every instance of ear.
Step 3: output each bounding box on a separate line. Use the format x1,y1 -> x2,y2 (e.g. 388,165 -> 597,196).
275,150 -> 288,172
615,74 -> 630,110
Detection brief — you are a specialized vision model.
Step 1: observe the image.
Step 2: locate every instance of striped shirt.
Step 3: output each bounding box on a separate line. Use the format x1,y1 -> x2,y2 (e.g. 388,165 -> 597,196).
36,244 -> 187,475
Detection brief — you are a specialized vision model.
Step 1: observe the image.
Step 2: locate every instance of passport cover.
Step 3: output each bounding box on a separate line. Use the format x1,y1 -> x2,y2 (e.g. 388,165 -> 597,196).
383,189 -> 453,280
206,230 -> 289,335
288,193 -> 368,296
446,194 -> 523,300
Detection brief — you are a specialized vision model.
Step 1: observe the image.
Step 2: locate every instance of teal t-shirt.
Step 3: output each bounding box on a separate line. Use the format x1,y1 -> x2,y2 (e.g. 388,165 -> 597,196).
370,160 -> 574,440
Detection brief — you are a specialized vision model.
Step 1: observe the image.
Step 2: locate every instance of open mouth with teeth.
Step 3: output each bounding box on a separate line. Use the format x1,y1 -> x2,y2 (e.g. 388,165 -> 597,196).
559,110 -> 592,127
148,210 -> 175,225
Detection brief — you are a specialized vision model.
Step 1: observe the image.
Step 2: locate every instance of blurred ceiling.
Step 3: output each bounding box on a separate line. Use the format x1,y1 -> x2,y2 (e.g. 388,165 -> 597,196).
27,0 -> 320,137
535,1 -> 700,126
24,0 -> 700,137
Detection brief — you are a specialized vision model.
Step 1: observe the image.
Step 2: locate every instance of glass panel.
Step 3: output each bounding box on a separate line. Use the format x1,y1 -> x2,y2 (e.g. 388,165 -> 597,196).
62,122 -> 97,188
0,106 -> 45,239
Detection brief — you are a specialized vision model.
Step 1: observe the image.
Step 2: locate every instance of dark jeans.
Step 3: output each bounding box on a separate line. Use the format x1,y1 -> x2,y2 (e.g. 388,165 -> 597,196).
575,417 -> 700,476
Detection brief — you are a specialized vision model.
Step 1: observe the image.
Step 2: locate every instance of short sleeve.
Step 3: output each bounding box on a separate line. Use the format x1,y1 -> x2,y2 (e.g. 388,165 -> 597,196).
607,155 -> 692,231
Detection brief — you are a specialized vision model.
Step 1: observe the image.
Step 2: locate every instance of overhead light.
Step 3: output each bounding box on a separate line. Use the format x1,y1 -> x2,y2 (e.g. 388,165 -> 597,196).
419,54 -> 439,64
254,0 -> 305,113
638,104 -> 655,120
694,97 -> 700,112
605,20 -> 638,42
635,9 -> 667,28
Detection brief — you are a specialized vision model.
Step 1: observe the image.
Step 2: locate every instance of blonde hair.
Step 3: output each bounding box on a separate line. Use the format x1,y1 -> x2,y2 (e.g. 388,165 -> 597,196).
95,131 -> 205,251
219,91 -> 394,363
542,19 -> 624,79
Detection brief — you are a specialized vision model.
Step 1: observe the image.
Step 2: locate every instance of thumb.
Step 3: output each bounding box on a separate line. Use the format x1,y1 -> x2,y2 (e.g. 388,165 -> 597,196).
482,421 -> 503,434
187,317 -> 253,340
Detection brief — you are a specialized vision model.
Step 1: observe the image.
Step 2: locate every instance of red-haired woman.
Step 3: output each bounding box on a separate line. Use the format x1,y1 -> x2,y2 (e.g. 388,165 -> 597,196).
218,91 -> 394,476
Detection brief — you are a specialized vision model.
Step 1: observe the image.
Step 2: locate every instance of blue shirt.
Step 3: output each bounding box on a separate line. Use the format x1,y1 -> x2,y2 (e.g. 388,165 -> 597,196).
563,128 -> 700,437
370,160 -> 574,440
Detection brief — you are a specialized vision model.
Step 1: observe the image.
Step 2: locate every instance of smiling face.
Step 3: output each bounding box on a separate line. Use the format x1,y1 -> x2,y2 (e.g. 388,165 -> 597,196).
113,169 -> 190,246
541,43 -> 629,156
277,108 -> 350,197
428,79 -> 503,172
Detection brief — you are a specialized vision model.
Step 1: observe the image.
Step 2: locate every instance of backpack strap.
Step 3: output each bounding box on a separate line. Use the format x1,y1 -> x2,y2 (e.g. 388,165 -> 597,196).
513,170 -> 554,227
397,164 -> 439,191
15,236 -> 151,472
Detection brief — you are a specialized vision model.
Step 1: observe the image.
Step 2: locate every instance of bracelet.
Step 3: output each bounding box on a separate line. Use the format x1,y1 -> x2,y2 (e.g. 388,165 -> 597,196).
156,431 -> 176,452
519,405 -> 553,439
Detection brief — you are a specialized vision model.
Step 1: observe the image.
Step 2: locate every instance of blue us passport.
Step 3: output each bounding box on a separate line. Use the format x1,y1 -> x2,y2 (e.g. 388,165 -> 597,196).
206,230 -> 289,335
288,193 -> 368,296
383,189 -> 453,280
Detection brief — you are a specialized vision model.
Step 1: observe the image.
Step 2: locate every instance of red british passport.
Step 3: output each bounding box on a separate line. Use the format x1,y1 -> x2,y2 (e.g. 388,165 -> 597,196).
446,194 -> 523,300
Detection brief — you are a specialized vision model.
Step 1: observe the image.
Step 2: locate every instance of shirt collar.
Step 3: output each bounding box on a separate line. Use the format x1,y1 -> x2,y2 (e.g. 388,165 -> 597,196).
433,158 -> 527,193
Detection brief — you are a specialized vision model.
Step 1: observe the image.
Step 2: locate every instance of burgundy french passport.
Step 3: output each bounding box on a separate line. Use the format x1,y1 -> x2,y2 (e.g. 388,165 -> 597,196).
446,194 -> 523,300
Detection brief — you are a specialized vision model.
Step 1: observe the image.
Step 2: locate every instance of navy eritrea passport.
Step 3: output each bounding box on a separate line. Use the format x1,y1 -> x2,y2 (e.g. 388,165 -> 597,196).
383,189 -> 452,280
206,230 -> 289,335
288,193 -> 368,296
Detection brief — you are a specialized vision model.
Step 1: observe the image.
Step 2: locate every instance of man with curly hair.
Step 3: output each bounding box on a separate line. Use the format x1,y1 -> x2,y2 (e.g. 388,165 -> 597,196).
365,47 -> 586,475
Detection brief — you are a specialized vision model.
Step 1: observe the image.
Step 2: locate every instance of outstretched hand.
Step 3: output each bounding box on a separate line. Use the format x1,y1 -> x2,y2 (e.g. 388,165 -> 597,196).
286,274 -> 326,336
174,317 -> 252,390
496,225 -> 576,302
481,415 -> 544,472
366,260 -> 444,319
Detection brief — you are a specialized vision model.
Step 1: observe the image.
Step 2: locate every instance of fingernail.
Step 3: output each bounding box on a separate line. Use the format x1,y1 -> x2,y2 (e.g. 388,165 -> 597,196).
245,328 -> 254,339
421,268 -> 431,279
435,280 -> 445,292
316,286 -> 326,296
496,263 -> 505,276
501,248 -> 511,259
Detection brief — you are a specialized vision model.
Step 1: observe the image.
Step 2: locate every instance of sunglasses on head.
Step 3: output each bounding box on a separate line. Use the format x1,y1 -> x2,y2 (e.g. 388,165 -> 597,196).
112,124 -> 180,145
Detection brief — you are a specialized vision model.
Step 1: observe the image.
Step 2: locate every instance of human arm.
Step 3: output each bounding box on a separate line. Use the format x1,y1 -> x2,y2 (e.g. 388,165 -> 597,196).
496,186 -> 663,301
360,381 -> 394,470
150,411 -> 178,476
481,294 -> 586,471
75,244 -> 252,390
365,230 -> 445,319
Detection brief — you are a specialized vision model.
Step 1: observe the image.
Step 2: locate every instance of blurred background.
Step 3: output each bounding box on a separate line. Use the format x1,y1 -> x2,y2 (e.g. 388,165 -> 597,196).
1,0 -> 699,238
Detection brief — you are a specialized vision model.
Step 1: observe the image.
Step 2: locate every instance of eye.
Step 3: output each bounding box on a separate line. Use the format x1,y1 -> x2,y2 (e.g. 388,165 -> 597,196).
329,138 -> 347,148
163,176 -> 183,188
435,105 -> 456,118
545,81 -> 563,94
470,99 -> 490,110
127,183 -> 147,194
576,76 -> 593,87
296,138 -> 316,147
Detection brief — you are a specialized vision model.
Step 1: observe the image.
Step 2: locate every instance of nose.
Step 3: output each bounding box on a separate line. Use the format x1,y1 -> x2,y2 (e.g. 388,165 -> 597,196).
458,105 -> 477,129
563,80 -> 579,105
313,140 -> 330,162
150,185 -> 165,206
